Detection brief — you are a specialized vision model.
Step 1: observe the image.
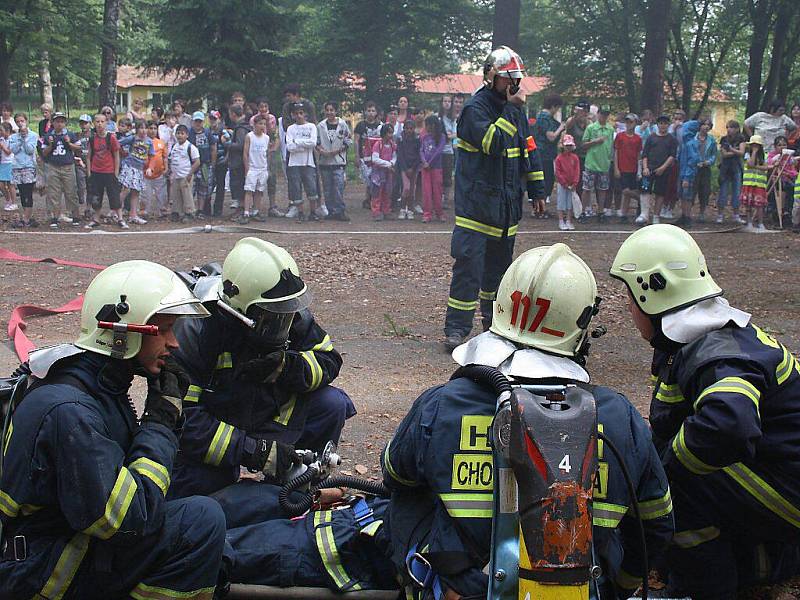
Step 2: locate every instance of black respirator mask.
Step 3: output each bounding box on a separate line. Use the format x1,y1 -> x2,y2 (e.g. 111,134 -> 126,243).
244,306 -> 295,352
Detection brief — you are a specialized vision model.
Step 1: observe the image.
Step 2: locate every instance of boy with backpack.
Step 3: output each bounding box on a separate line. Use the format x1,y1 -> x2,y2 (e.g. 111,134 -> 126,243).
168,124 -> 200,222
188,111 -> 216,217
85,112 -> 122,229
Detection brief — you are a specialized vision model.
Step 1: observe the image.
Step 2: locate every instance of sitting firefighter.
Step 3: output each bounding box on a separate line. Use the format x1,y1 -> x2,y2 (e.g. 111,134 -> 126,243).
611,224 -> 800,599
0,261 -> 226,600
169,237 -> 356,498
383,243 -> 674,599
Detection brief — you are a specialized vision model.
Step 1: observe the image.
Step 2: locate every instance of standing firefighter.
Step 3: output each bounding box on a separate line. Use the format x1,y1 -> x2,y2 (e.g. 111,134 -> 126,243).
0,261 -> 226,600
443,45 -> 545,351
169,237 -> 355,499
388,244 -> 673,599
611,224 -> 800,598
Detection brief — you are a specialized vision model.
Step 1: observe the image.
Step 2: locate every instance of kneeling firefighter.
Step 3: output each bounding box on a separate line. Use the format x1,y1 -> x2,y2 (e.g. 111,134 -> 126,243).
0,261 -> 227,600
169,237 -> 356,499
384,243 -> 674,599
611,224 -> 800,599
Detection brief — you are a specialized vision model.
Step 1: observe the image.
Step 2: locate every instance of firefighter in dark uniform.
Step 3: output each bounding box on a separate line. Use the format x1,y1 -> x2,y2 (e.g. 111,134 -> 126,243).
388,243 -> 674,599
0,261 -> 226,600
444,45 -> 546,351
169,237 -> 356,499
611,224 -> 800,599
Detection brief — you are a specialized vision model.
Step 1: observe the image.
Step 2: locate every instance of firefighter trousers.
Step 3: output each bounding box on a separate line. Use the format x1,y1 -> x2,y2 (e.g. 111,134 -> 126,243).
667,467 -> 800,599
444,227 -> 515,338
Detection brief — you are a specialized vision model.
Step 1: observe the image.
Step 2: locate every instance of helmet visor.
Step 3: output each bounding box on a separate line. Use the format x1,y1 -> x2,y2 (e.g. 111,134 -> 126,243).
248,307 -> 295,348
156,299 -> 210,318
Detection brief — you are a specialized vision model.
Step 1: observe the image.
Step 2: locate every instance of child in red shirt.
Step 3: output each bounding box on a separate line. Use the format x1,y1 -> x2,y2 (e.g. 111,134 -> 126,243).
554,134 -> 581,230
613,114 -> 643,223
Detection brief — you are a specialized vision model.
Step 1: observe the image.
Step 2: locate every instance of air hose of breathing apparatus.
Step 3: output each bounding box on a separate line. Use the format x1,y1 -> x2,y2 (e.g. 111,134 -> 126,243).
278,441 -> 390,516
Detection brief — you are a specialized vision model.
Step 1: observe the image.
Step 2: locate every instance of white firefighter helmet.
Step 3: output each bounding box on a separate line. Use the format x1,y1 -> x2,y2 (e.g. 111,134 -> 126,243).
610,224 -> 722,316
483,46 -> 526,87
75,260 -> 209,360
490,243 -> 598,358
219,237 -> 310,347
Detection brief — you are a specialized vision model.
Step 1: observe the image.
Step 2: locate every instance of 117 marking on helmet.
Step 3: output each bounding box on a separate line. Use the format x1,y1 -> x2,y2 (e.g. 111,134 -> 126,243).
508,292 -> 565,338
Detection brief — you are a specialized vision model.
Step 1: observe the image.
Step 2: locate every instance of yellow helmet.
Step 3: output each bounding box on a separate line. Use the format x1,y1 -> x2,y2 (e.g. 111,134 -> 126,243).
219,238 -> 310,347
75,260 -> 209,359
609,224 -> 722,316
490,243 -> 599,358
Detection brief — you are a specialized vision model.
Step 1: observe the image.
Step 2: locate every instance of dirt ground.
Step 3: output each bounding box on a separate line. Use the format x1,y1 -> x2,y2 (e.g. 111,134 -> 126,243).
1,181 -> 799,598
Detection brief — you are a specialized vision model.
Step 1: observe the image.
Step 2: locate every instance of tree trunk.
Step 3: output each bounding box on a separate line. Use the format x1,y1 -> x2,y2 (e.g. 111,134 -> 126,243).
492,0 -> 521,49
98,0 -> 122,111
761,0 -> 791,109
640,0 -> 672,115
39,51 -> 54,108
0,46 -> 10,104
746,0 -> 773,116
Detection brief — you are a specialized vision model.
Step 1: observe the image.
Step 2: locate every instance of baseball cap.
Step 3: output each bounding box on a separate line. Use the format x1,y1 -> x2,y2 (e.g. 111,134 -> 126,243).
574,100 -> 590,110
625,113 -> 638,122
290,102 -> 305,113
656,114 -> 671,123
53,112 -> 67,120
79,113 -> 92,123
192,111 -> 205,121
562,134 -> 576,147
598,106 -> 611,115
209,110 -> 221,120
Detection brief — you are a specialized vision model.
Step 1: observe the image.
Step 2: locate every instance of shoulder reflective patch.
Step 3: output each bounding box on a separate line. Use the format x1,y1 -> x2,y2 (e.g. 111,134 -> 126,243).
451,453 -> 493,490
753,324 -> 780,349
459,415 -> 493,451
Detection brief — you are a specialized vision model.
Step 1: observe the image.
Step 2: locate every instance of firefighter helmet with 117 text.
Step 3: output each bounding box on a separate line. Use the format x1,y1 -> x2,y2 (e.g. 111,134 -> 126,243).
219,237 -> 311,346
75,260 -> 209,360
490,243 -> 599,358
483,45 -> 526,88
609,224 -> 722,316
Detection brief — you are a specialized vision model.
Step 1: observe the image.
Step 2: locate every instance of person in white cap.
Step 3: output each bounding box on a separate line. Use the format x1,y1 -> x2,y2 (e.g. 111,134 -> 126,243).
554,133 -> 580,229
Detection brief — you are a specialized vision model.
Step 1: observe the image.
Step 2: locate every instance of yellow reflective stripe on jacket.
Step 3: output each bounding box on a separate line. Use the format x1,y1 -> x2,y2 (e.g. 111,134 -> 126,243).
456,139 -> 479,152
361,519 -> 383,537
183,384 -> 202,404
495,117 -> 517,137
639,489 -> 672,520
3,419 -> 12,455
273,394 -> 297,426
301,350 -> 323,391
478,289 -> 496,301
454,215 -> 508,238
382,442 -> 415,486
204,422 -> 234,466
673,526 -> 720,548
130,457 -> 170,496
314,510 -> 363,591
311,334 -> 334,352
526,170 -> 544,181
672,426 -> 719,475
439,492 -> 493,518
723,463 -> 800,528
83,467 -> 138,539
130,582 -> 216,600
507,224 -> 519,237
615,568 -> 641,590
0,489 -> 41,518
743,168 -> 768,188
655,381 -> 684,404
481,123 -> 497,154
38,532 -> 91,600
215,352 -> 233,370
505,147 -> 521,158
777,345 -> 799,385
694,376 -> 760,413
649,374 -> 658,385
447,296 -> 479,311
593,501 -> 628,527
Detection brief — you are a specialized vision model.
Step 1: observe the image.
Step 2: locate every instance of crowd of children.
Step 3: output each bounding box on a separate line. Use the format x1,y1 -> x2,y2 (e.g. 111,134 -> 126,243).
534,97 -> 800,232
3,92 -> 799,232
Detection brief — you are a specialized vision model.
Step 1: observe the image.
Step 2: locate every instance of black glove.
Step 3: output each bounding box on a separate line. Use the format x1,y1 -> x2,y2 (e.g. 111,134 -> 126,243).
233,351 -> 285,384
142,356 -> 190,429
242,439 -> 301,482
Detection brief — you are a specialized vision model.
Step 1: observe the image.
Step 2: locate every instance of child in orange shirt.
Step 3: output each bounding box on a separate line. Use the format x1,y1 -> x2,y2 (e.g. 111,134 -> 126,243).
144,120 -> 169,217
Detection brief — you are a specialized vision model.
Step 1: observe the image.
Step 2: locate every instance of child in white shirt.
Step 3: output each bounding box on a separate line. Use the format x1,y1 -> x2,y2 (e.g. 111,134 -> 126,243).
168,124 -> 200,222
241,115 -> 270,224
284,104 -> 320,221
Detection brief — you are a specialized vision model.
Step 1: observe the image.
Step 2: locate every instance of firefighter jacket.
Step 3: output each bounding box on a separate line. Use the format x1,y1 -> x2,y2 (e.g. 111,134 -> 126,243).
454,87 -> 545,240
0,352 -> 177,599
650,321 -> 800,531
382,376 -> 673,597
171,306 -> 341,483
